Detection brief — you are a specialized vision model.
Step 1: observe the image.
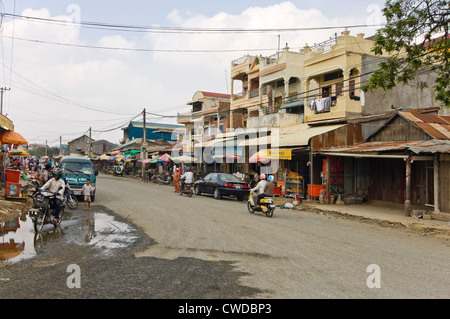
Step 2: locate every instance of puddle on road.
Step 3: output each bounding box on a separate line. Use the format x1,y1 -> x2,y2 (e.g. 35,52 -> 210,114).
0,209 -> 138,264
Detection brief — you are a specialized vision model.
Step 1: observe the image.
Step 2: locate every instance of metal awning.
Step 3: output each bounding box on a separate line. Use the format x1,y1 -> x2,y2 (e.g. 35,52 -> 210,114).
280,99 -> 304,110
316,139 -> 450,157
278,124 -> 346,147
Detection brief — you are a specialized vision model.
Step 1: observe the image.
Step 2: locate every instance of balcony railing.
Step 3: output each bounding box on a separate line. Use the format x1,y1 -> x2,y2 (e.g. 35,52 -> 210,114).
260,51 -> 282,65
177,112 -> 192,123
249,89 -> 259,99
232,55 -> 249,66
310,36 -> 337,54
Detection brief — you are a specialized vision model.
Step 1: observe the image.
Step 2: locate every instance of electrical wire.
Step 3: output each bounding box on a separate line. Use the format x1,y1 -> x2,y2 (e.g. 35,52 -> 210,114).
2,35 -> 285,53
1,12 -> 386,34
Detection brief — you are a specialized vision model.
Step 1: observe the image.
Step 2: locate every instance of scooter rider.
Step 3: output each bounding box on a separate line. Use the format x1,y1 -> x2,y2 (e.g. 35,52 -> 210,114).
251,174 -> 267,208
257,175 -> 275,207
41,167 -> 65,224
180,167 -> 193,190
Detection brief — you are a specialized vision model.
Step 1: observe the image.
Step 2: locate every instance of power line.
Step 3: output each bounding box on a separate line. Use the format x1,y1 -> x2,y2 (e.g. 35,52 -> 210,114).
2,12 -> 385,34
3,35 -> 283,53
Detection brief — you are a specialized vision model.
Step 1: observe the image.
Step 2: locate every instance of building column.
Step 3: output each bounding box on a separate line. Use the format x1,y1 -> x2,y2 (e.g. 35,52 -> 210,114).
343,68 -> 350,98
434,154 -> 440,213
284,77 -> 290,101
405,156 -> 411,216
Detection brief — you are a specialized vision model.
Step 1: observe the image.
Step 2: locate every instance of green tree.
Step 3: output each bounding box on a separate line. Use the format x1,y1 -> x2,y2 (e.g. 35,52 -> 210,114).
363,0 -> 449,106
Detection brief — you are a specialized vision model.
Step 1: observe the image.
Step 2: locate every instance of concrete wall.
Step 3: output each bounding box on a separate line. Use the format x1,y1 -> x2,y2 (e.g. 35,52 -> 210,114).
247,111 -> 301,129
361,54 -> 448,115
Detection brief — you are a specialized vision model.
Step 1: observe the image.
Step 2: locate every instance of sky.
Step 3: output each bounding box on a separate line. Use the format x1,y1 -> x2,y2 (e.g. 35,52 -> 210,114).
0,0 -> 386,147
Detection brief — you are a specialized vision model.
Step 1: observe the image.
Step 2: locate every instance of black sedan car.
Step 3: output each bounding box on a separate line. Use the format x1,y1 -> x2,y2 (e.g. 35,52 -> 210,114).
194,173 -> 250,201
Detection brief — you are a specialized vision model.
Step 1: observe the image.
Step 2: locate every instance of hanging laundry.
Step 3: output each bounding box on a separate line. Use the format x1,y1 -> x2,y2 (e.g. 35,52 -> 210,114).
323,97 -> 331,112
315,98 -> 324,112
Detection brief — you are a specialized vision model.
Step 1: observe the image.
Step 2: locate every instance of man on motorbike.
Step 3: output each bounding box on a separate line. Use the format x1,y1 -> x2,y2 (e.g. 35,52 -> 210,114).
180,167 -> 193,191
41,168 -> 65,224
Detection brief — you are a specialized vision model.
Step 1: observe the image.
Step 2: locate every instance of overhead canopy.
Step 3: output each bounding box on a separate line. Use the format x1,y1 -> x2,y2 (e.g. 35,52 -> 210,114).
171,155 -> 194,163
278,124 -> 346,147
159,153 -> 172,162
0,130 -> 28,146
8,149 -> 30,156
124,150 -> 141,156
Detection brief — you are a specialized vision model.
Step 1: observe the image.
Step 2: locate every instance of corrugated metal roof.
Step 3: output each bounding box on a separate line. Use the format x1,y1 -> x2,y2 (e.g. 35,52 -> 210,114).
399,111 -> 450,140
319,139 -> 450,154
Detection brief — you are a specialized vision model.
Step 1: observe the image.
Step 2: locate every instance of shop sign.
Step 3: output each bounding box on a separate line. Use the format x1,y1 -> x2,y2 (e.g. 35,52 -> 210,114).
259,149 -> 292,160
0,114 -> 14,131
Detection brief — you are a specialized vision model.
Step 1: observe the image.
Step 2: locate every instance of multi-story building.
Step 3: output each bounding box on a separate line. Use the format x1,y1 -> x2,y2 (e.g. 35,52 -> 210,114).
229,55 -> 261,129
302,30 -> 375,123
177,91 -> 230,154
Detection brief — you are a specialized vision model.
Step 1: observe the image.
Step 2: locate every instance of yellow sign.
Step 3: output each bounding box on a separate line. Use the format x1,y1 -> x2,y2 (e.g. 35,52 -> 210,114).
0,114 -> 14,131
259,149 -> 292,160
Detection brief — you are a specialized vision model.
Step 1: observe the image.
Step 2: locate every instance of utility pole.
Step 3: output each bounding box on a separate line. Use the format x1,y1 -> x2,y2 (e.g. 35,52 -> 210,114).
59,136 -> 62,155
142,109 -> 147,180
277,34 -> 280,59
0,87 -> 11,115
88,128 -> 92,158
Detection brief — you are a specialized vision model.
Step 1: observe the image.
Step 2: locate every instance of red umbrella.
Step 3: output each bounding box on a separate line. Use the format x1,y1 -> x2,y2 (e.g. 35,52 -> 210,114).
159,153 -> 171,162
249,152 -> 271,164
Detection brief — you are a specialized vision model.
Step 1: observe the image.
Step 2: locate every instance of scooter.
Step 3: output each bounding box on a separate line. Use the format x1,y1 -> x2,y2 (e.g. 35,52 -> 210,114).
247,190 -> 276,218
178,180 -> 194,197
157,172 -> 173,185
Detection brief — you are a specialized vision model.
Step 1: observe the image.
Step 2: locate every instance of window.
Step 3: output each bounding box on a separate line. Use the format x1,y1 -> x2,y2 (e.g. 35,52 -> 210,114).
349,80 -> 356,99
324,70 -> 343,82
322,86 -> 331,98
336,83 -> 344,96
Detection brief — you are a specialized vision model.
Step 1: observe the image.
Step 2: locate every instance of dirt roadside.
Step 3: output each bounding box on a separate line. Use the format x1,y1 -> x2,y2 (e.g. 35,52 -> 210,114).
0,192 -> 32,224
296,203 -> 450,240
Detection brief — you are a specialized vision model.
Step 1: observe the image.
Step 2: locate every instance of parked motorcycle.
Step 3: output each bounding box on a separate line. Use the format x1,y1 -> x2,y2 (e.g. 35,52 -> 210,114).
247,190 -> 276,218
29,186 -> 65,232
63,183 -> 79,210
179,181 -> 193,197
157,172 -> 173,185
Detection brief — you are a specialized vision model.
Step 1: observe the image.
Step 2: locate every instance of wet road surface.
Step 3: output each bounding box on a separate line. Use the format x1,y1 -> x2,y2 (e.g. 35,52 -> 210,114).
0,206 -> 260,299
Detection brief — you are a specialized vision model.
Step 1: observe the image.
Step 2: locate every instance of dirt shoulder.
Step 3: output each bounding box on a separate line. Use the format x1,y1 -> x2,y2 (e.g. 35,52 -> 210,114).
0,190 -> 32,224
296,203 -> 450,240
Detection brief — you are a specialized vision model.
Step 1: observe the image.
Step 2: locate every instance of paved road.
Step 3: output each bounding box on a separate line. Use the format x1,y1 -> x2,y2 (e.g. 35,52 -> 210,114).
96,174 -> 450,298
1,174 -> 449,299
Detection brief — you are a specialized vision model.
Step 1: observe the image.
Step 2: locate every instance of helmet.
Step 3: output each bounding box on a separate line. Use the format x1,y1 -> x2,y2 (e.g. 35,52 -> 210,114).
259,173 -> 266,180
53,168 -> 62,176
268,175 -> 275,182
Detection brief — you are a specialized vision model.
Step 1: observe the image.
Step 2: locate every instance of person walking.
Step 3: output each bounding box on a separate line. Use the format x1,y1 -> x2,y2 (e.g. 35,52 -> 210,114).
173,167 -> 180,193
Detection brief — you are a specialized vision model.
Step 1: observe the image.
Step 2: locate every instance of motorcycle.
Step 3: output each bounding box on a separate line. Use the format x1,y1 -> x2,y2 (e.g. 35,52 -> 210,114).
247,190 -> 276,218
114,164 -> 124,176
29,186 -> 65,232
157,172 -> 173,185
179,180 -> 193,197
63,183 -> 79,210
